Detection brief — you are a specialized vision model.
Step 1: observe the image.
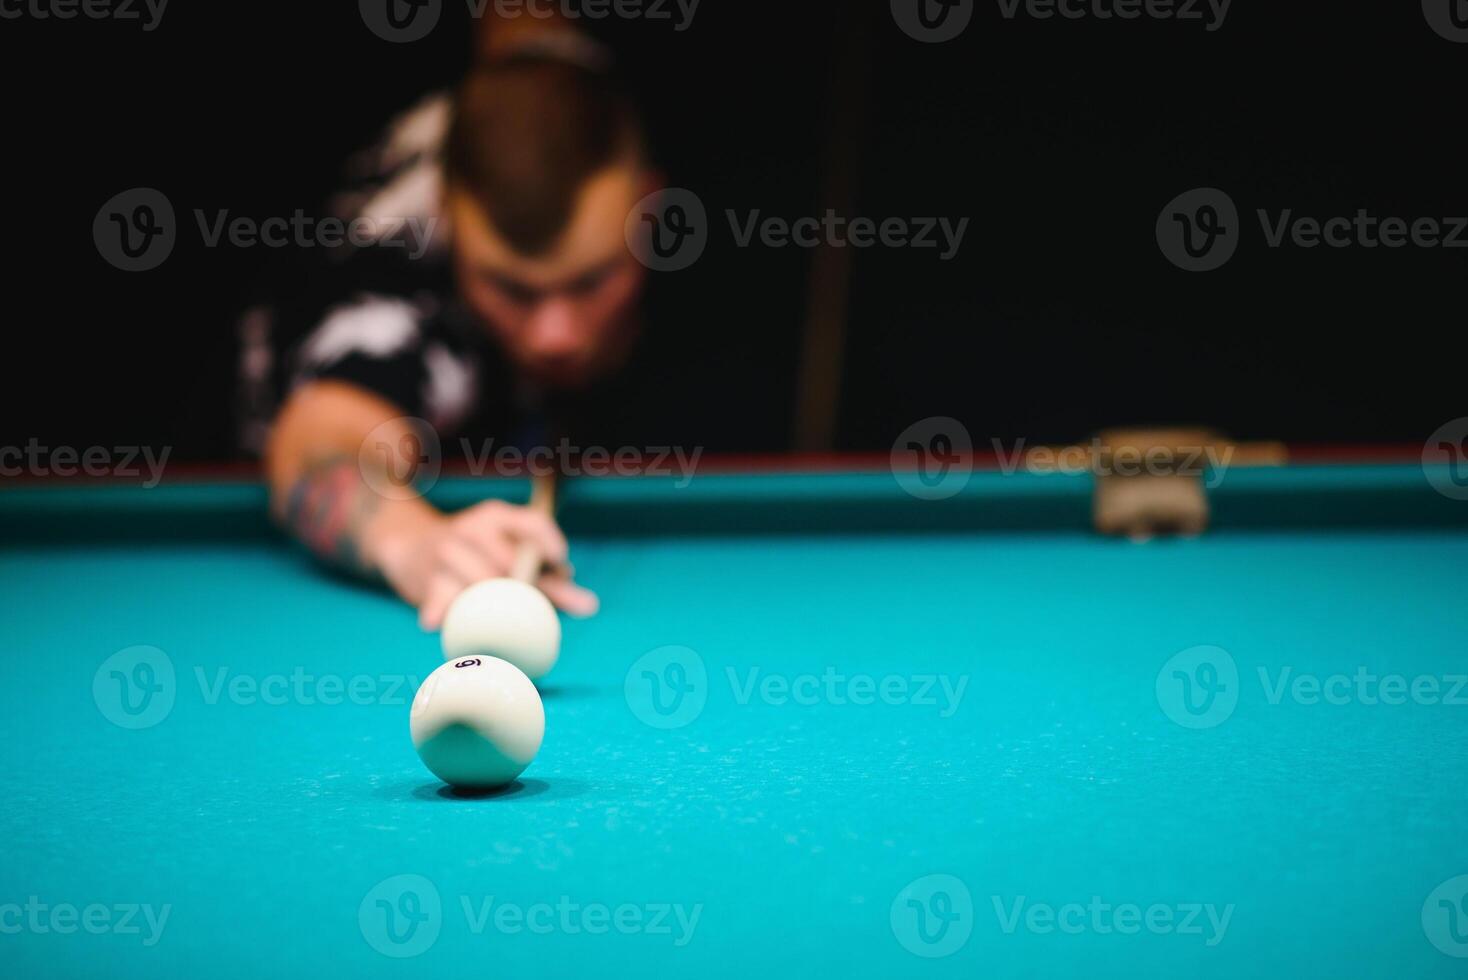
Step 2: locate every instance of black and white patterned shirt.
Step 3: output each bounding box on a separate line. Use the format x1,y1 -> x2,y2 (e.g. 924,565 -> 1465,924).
236,93 -> 545,455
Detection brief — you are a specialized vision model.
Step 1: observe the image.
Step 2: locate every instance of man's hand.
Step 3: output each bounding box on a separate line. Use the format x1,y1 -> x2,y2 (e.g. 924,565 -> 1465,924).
266,381 -> 597,631
364,497 -> 600,631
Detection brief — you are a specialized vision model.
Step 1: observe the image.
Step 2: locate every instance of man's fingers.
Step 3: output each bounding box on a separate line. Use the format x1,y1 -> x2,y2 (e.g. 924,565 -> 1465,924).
539,573 -> 600,618
437,537 -> 497,587
493,506 -> 571,567
448,522 -> 516,580
419,573 -> 466,631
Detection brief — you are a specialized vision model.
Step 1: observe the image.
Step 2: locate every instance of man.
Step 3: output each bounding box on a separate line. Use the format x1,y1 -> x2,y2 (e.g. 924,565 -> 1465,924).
261,24 -> 659,630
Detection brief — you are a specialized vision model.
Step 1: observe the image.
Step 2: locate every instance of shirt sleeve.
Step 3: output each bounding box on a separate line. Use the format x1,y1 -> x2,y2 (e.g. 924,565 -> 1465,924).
291,293 -> 433,418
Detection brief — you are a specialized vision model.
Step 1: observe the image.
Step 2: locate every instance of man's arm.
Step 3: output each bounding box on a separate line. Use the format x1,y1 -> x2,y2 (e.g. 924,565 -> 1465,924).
264,380 -> 598,628
266,380 -> 417,572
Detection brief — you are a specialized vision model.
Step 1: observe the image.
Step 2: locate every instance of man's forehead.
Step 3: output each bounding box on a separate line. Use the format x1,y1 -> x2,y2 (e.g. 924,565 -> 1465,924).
450,166 -> 642,285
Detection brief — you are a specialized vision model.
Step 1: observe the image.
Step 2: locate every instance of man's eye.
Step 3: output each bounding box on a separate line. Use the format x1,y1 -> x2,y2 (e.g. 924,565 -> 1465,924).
567,270 -> 611,296
488,277 -> 539,305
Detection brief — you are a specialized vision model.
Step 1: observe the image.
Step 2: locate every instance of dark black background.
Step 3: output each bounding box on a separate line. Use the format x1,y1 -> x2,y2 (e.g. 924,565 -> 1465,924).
2,1 -> 1463,462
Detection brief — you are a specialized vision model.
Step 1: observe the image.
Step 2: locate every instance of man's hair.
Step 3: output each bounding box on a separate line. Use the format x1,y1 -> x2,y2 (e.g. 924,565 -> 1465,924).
445,58 -> 644,257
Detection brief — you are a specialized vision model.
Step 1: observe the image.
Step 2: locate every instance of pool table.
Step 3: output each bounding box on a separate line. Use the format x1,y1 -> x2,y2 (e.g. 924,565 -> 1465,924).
2,458 -> 1466,978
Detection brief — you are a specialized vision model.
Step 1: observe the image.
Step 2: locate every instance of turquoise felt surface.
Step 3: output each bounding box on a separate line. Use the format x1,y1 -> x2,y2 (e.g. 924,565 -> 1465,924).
3,463 -> 1465,544
2,518 -> 1467,977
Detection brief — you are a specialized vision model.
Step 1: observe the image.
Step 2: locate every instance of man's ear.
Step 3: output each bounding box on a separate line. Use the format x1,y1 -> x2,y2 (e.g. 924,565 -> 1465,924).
441,185 -> 471,243
438,182 -> 453,236
637,168 -> 668,201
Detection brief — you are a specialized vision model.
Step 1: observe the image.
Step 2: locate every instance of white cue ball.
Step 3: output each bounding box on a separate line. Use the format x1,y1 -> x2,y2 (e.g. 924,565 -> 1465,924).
441,578 -> 562,681
410,656 -> 545,790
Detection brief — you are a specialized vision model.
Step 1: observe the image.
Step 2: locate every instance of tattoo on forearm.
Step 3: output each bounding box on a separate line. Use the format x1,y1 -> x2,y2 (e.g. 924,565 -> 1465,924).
282,456 -> 381,573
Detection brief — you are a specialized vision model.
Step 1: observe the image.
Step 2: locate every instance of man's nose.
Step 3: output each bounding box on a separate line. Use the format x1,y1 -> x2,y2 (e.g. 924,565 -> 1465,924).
525,298 -> 582,355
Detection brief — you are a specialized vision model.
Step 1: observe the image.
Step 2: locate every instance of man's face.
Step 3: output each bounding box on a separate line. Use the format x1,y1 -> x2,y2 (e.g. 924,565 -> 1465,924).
448,165 -> 651,388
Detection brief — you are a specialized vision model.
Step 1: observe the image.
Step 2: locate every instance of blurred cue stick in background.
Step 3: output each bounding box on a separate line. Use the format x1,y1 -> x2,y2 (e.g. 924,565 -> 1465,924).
792,4 -> 876,452
1019,429 -> 1290,541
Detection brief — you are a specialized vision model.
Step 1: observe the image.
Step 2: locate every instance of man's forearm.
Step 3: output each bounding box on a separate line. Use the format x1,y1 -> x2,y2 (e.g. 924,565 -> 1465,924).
265,382 -> 441,577
278,456 -> 385,574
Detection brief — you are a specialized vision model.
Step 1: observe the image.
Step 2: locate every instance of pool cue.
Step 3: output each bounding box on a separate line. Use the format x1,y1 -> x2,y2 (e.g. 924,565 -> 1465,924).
510,469 -> 558,585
